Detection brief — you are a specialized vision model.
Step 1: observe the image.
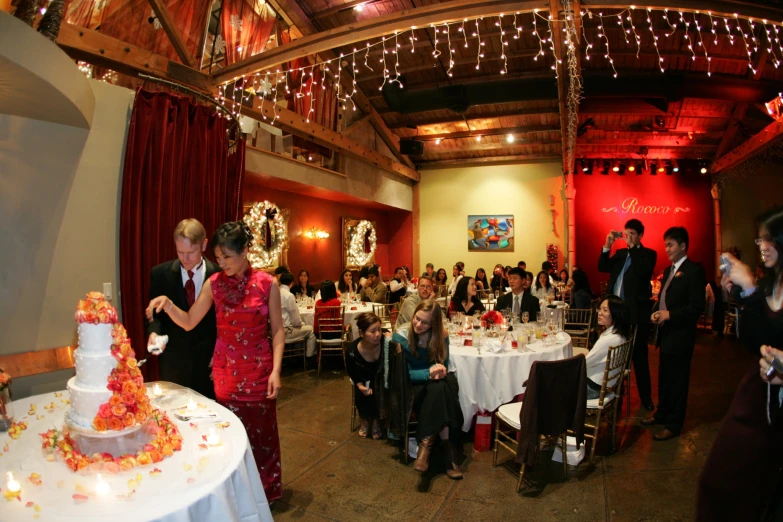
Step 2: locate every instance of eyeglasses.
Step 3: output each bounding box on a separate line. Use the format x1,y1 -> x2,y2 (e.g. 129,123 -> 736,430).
413,317 -> 432,327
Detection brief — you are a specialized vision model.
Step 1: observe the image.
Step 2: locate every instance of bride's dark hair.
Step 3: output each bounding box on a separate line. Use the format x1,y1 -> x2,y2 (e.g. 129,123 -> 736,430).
757,206 -> 783,294
212,221 -> 254,255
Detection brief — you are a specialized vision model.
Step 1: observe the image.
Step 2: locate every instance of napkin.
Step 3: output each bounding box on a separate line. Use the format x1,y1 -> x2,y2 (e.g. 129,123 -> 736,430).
147,334 -> 169,354
556,332 -> 568,341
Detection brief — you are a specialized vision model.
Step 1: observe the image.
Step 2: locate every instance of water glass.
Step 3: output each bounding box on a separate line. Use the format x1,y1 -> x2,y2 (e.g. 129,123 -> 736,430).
521,311 -> 529,324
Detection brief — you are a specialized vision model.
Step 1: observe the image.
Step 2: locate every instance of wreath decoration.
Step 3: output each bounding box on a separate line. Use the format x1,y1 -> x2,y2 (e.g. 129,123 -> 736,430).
244,201 -> 288,268
347,220 -> 377,267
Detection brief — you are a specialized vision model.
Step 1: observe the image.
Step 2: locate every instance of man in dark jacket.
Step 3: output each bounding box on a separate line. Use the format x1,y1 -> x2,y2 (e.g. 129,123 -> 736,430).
598,218 -> 657,411
496,268 -> 540,321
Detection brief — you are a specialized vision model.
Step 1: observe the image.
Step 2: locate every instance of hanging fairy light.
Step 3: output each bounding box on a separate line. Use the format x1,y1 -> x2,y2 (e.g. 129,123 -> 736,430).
497,15 -> 508,75
691,12 -> 712,76
626,7 -> 641,59
347,221 -> 377,267
596,12 -> 618,77
646,8 -> 665,72
532,9 -> 545,61
244,201 -> 288,269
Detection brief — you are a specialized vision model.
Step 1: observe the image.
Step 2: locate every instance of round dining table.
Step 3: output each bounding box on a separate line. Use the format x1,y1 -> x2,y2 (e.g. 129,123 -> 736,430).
447,333 -> 573,431
0,382 -> 272,522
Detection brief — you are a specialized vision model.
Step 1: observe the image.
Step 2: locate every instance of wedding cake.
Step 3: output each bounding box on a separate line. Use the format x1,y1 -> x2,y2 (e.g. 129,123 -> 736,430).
66,292 -> 152,432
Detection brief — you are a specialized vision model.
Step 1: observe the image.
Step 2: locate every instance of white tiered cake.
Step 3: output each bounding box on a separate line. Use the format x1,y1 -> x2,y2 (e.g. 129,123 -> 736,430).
66,323 -> 117,429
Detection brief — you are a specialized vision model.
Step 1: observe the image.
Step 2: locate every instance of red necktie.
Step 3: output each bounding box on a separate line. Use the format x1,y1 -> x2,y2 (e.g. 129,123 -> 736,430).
185,270 -> 195,306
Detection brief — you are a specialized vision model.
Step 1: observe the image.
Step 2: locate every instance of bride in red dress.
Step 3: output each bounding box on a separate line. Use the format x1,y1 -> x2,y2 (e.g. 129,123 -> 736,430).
147,221 -> 285,502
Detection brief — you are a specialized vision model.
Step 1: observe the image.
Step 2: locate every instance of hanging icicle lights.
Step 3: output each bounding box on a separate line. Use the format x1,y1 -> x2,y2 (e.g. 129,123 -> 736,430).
216,7 -> 783,122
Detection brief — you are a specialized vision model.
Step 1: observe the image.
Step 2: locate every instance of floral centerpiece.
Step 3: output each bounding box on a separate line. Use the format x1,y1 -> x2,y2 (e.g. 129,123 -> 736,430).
0,367 -> 12,431
481,311 -> 504,336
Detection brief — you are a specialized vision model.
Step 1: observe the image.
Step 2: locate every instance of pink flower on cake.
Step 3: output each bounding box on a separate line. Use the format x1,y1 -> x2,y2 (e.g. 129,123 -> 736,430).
98,404 -> 112,418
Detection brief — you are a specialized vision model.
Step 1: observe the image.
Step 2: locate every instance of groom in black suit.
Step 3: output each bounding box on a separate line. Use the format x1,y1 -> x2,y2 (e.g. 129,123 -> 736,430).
147,219 -> 220,399
642,226 -> 706,440
598,218 -> 657,411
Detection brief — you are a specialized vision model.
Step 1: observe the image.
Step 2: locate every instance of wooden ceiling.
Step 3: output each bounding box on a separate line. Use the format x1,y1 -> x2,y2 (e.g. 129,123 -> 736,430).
49,0 -> 783,176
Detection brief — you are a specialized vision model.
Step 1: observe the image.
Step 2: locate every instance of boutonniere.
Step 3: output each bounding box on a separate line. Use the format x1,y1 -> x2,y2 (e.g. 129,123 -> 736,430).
674,271 -> 683,279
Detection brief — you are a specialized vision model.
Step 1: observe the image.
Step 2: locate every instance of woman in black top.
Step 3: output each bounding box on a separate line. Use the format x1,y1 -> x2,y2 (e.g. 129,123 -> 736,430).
571,269 -> 593,309
434,268 -> 448,286
449,277 -> 485,318
474,268 -> 490,292
290,269 -> 315,297
697,206 -> 783,522
490,263 -> 509,293
337,268 -> 358,295
346,312 -> 385,439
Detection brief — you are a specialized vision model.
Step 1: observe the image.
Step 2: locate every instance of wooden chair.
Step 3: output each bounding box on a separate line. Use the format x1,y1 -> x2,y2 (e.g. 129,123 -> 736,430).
582,339 -> 634,465
373,303 -> 400,332
565,308 -> 593,352
314,305 -> 348,376
342,343 -> 359,433
619,325 -> 639,418
283,337 -> 307,371
434,285 -> 448,298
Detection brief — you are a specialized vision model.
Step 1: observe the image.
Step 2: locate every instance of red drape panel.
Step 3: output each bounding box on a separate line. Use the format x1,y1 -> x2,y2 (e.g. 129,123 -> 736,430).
120,89 -> 245,380
220,0 -> 276,65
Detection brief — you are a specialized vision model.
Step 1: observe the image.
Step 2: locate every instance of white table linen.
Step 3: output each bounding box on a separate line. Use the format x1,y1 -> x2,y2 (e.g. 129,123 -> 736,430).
448,334 -> 573,431
298,302 -> 374,339
0,383 -> 272,522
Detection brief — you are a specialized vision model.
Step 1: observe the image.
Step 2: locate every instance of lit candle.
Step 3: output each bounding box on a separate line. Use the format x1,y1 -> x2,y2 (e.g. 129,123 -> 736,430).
206,427 -> 221,446
95,473 -> 110,496
152,383 -> 163,397
6,472 -> 20,493
186,398 -> 198,411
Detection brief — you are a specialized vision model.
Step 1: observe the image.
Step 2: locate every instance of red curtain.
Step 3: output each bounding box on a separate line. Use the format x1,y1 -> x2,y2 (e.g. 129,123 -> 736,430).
220,0 -> 276,65
120,89 -> 245,380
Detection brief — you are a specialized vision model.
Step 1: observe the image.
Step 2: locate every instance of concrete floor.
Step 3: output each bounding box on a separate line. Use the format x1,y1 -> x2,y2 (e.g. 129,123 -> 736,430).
270,332 -> 755,522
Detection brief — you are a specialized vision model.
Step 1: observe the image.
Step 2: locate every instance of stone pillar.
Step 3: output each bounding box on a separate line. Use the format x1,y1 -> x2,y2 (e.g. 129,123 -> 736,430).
711,182 -> 722,274
565,173 -> 577,271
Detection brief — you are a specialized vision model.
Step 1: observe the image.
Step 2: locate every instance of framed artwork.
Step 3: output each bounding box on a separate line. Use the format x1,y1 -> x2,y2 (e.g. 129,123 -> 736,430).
342,218 -> 377,269
468,215 -> 514,251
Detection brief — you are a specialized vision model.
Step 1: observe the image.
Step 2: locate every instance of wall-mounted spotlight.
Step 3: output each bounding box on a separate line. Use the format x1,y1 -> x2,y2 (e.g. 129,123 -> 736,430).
600,161 -> 610,174
612,159 -> 620,172
672,160 -> 680,173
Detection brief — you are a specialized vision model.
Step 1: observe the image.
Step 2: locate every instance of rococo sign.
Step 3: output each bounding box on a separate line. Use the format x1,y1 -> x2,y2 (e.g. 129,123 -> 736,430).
602,197 -> 691,215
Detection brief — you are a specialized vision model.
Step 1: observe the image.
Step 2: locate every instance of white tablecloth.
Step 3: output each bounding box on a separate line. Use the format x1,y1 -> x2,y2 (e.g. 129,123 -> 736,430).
299,302 -> 374,340
0,383 -> 272,522
448,334 -> 573,431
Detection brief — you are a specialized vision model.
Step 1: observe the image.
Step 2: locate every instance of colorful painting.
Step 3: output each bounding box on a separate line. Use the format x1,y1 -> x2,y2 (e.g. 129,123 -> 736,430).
468,215 -> 514,251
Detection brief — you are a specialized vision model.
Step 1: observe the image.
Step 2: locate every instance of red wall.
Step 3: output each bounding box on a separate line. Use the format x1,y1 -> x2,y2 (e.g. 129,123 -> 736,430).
243,183 -> 413,285
574,172 -> 715,294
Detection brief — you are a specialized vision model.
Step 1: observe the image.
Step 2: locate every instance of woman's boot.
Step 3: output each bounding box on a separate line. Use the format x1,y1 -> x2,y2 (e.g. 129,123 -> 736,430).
413,435 -> 436,473
442,440 -> 464,479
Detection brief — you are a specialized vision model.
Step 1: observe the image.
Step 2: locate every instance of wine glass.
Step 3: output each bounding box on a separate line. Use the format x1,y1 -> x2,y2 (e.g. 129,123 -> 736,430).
521,311 -> 529,325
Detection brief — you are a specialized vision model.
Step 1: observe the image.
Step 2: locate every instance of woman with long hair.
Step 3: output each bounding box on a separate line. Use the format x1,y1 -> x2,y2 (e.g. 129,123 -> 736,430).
698,206 -> 783,521
585,296 -> 630,399
346,312 -> 387,439
290,269 -> 315,297
449,277 -> 486,318
571,269 -> 593,309
490,263 -> 508,293
147,221 -> 284,501
559,269 -> 570,286
315,281 -> 343,340
434,268 -> 448,285
392,302 -> 464,479
533,270 -> 555,302
474,268 -> 490,291
337,268 -> 358,296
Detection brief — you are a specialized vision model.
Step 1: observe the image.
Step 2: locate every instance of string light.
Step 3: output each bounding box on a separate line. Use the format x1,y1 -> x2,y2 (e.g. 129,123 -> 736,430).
410,27 -> 418,53
626,6 -> 641,60
446,24 -> 455,77
498,16 -> 508,74
392,31 -> 402,85
532,10 -> 545,61
647,8 -> 665,72
735,14 -> 757,75
364,42 -> 374,71
691,12 -> 712,76
596,12 -> 618,77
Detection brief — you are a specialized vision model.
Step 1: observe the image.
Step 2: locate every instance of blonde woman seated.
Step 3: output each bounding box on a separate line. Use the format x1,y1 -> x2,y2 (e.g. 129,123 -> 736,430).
585,295 -> 630,399
346,312 -> 388,440
393,301 -> 464,479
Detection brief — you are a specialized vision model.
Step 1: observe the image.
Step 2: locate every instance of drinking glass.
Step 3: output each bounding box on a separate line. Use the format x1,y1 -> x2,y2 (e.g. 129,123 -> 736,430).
521,312 -> 529,325
472,328 -> 481,353
536,312 -> 543,323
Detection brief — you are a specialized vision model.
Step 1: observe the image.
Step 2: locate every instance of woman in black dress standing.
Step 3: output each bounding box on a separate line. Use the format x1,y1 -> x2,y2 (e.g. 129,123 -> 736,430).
346,312 -> 386,439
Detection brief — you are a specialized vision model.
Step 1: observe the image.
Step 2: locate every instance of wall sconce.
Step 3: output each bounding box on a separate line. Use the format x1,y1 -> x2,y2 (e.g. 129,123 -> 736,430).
304,227 -> 329,240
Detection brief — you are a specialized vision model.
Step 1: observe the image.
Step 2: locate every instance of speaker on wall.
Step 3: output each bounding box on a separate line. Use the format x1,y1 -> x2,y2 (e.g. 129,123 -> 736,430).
400,140 -> 424,155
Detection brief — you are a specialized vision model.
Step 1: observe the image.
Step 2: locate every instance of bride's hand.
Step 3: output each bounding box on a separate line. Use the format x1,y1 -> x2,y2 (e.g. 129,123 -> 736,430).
146,296 -> 169,320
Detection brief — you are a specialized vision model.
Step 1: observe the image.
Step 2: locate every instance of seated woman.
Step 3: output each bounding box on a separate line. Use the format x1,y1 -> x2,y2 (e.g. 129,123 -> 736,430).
570,269 -> 593,309
474,268 -> 490,292
559,269 -> 570,287
490,264 -> 509,293
433,268 -> 449,297
393,302 -> 464,479
337,268 -> 358,297
585,295 -> 630,399
314,281 -> 343,339
533,270 -> 555,302
346,312 -> 387,439
290,269 -> 315,298
449,277 -> 485,318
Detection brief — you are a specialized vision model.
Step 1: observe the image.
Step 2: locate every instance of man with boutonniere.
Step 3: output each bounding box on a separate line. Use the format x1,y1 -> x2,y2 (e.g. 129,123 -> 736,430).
643,226 -> 706,441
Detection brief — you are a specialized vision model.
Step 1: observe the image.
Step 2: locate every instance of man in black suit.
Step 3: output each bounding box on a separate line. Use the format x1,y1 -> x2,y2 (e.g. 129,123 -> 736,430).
598,218 -> 657,411
147,219 -> 220,399
496,268 -> 540,321
642,227 -> 705,440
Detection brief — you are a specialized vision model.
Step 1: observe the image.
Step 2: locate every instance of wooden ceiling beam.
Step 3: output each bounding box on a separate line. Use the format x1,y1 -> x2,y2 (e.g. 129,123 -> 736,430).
386,107 -> 560,128
418,154 -> 561,169
400,124 -> 560,141
711,118 -> 783,173
419,138 -> 561,152
147,0 -> 196,67
212,0 -> 550,84
56,23 -> 211,92
245,98 -> 419,181
311,0 -> 375,21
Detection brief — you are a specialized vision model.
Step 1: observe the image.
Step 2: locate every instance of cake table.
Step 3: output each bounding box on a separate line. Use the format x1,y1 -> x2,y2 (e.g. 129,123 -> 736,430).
0,382 -> 272,522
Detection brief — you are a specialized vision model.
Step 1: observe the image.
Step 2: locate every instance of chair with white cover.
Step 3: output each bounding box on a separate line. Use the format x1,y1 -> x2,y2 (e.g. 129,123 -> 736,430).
582,339 -> 633,465
493,356 -> 587,492
315,305 -> 347,376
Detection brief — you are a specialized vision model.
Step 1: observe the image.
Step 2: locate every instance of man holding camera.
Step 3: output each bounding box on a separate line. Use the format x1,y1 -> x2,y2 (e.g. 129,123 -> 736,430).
598,218 -> 657,411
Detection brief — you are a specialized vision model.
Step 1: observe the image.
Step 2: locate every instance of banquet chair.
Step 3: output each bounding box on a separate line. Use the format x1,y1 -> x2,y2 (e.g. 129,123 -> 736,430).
342,344 -> 359,433
582,339 -> 633,465
619,325 -> 638,418
493,356 -> 587,492
315,305 -> 347,376
373,303 -> 400,332
565,308 -> 593,354
282,337 -> 307,371
434,285 -> 448,298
